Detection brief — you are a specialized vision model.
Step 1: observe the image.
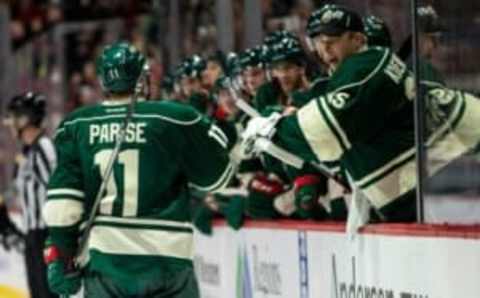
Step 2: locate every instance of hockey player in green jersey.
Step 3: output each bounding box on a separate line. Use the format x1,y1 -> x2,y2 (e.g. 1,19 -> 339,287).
202,51 -> 226,91
396,5 -> 445,84
242,6 -> 480,222
254,30 -> 311,113
43,42 -> 234,297
175,55 -> 215,115
238,46 -> 268,98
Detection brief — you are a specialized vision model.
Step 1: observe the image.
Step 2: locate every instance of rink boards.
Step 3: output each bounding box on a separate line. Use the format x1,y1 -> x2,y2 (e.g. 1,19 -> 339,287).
194,220 -> 480,298
1,220 -> 479,298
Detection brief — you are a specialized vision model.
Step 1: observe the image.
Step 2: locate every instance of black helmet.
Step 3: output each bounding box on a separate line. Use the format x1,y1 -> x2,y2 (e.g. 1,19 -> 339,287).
363,15 -> 392,48
417,5 -> 445,34
306,5 -> 364,38
6,92 -> 47,127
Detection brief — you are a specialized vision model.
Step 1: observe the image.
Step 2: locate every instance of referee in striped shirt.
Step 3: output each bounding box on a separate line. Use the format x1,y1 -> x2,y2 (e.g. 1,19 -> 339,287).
3,92 -> 58,298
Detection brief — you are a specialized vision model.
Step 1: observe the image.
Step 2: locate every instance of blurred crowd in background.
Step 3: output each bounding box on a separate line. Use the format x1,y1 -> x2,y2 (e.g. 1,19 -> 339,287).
6,0 -> 480,113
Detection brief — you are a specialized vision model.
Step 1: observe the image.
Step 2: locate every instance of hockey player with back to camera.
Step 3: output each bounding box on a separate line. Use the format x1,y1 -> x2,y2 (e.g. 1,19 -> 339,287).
43,41 -> 234,297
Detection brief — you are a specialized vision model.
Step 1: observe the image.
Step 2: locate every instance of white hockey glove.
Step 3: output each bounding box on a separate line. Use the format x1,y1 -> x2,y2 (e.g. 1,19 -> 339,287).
241,112 -> 282,158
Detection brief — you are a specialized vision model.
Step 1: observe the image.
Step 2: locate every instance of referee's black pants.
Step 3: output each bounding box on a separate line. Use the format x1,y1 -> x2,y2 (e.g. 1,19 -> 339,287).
24,229 -> 58,298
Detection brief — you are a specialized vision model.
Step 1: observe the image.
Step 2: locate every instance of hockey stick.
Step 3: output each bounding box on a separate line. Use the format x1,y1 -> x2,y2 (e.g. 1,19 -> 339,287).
74,67 -> 148,266
227,84 -> 351,191
60,71 -> 147,298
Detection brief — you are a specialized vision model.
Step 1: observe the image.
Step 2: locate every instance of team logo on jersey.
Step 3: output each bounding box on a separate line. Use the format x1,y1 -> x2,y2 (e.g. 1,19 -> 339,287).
429,87 -> 455,105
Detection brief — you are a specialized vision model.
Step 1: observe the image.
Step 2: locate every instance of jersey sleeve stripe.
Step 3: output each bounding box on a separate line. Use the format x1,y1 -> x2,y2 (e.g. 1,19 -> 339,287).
360,91 -> 475,208
356,93 -> 465,188
362,127 -> 470,208
189,162 -> 235,192
209,126 -> 228,149
47,188 -> 85,198
94,216 -> 193,229
43,199 -> 84,227
210,125 -> 229,147
318,96 -> 352,150
297,99 -> 345,161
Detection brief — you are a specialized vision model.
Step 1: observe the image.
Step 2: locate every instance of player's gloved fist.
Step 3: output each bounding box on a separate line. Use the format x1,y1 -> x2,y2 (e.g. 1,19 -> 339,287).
249,174 -> 285,196
241,113 -> 282,157
246,174 -> 285,219
294,175 -> 321,218
44,243 -> 81,295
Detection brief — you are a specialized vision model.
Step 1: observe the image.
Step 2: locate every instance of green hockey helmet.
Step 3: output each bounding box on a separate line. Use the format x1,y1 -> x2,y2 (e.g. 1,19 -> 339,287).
363,15 -> 392,48
161,71 -> 175,94
417,5 -> 445,34
212,75 -> 230,95
185,54 -> 207,78
174,59 -> 189,80
225,52 -> 241,77
264,31 -> 305,65
306,5 -> 364,38
173,55 -> 206,81
238,46 -> 265,70
96,42 -> 146,93
263,30 -> 298,47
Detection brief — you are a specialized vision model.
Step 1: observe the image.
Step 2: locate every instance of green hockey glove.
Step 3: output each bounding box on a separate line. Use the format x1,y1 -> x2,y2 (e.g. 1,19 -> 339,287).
294,175 -> 328,219
44,241 -> 81,296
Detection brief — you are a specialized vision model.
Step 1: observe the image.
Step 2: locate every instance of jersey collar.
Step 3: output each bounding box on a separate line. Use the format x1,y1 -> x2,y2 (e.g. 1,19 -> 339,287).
102,98 -> 132,106
102,97 -> 147,106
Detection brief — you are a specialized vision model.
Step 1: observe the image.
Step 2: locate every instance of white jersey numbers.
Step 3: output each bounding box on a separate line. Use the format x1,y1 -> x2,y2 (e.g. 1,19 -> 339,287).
95,149 -> 140,216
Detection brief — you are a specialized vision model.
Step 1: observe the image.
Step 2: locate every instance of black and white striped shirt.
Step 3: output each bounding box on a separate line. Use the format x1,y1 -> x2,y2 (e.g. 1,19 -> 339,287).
14,134 -> 56,231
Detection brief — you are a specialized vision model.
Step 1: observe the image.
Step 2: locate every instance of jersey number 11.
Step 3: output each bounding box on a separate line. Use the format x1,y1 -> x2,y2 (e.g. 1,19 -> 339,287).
94,149 -> 140,216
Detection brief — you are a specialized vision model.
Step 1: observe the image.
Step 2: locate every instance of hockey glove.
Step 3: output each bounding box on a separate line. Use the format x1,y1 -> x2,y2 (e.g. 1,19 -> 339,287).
222,195 -> 245,230
44,240 -> 81,296
246,174 -> 284,219
192,202 -> 216,235
294,175 -> 328,220
241,113 -> 282,157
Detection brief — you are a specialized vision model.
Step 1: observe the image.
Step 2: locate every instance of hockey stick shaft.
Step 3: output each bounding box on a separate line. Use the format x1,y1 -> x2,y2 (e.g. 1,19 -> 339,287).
74,70 -> 147,264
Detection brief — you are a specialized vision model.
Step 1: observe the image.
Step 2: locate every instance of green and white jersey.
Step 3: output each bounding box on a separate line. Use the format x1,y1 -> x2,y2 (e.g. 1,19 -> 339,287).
274,47 -> 480,212
44,99 -> 234,282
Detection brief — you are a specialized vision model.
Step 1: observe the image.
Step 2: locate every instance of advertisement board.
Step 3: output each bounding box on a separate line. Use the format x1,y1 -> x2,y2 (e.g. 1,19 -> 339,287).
194,226 -> 306,298
307,231 -> 480,298
194,226 -> 240,298
242,228 -> 303,298
194,221 -> 480,298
